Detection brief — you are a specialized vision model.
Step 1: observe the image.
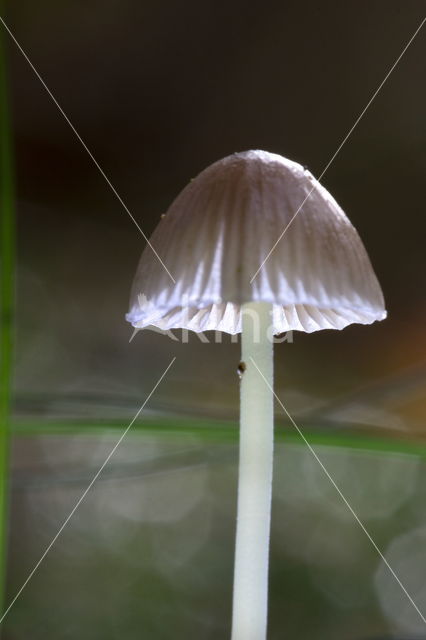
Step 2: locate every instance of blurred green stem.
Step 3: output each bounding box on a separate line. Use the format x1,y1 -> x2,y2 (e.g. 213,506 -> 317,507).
0,7 -> 14,613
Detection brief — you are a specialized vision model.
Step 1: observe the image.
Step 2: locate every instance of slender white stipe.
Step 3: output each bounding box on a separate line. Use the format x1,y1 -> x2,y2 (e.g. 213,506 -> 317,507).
231,303 -> 274,640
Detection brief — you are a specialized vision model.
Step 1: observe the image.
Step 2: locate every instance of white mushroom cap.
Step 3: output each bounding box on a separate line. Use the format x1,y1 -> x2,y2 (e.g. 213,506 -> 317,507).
126,150 -> 386,334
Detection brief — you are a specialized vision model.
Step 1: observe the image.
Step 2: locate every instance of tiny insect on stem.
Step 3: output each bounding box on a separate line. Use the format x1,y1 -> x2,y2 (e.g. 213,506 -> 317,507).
237,361 -> 246,379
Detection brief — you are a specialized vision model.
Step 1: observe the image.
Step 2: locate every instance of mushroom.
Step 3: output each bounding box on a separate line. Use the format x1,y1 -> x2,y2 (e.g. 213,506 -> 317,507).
126,150 -> 386,640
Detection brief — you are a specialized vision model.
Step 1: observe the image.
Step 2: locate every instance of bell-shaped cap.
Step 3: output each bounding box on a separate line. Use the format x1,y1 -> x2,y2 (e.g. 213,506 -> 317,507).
126,150 -> 386,334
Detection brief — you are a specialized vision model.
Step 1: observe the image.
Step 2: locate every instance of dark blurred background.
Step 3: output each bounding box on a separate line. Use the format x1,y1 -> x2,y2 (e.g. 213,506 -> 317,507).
4,0 -> 426,423
2,1 -> 426,638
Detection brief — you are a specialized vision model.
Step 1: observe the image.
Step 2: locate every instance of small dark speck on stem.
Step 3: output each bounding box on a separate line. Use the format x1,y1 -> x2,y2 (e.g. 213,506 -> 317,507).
237,361 -> 246,380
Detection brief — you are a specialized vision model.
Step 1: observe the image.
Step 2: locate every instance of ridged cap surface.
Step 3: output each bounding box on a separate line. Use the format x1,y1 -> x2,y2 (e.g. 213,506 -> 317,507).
126,150 -> 386,334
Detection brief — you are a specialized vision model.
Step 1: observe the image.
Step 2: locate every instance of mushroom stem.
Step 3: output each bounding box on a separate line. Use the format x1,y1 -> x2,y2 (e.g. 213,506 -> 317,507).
231,302 -> 274,640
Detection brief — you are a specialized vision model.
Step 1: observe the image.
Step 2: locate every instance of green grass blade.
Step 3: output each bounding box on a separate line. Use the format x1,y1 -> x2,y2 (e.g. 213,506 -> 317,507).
0,7 -> 15,612
10,418 -> 426,459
